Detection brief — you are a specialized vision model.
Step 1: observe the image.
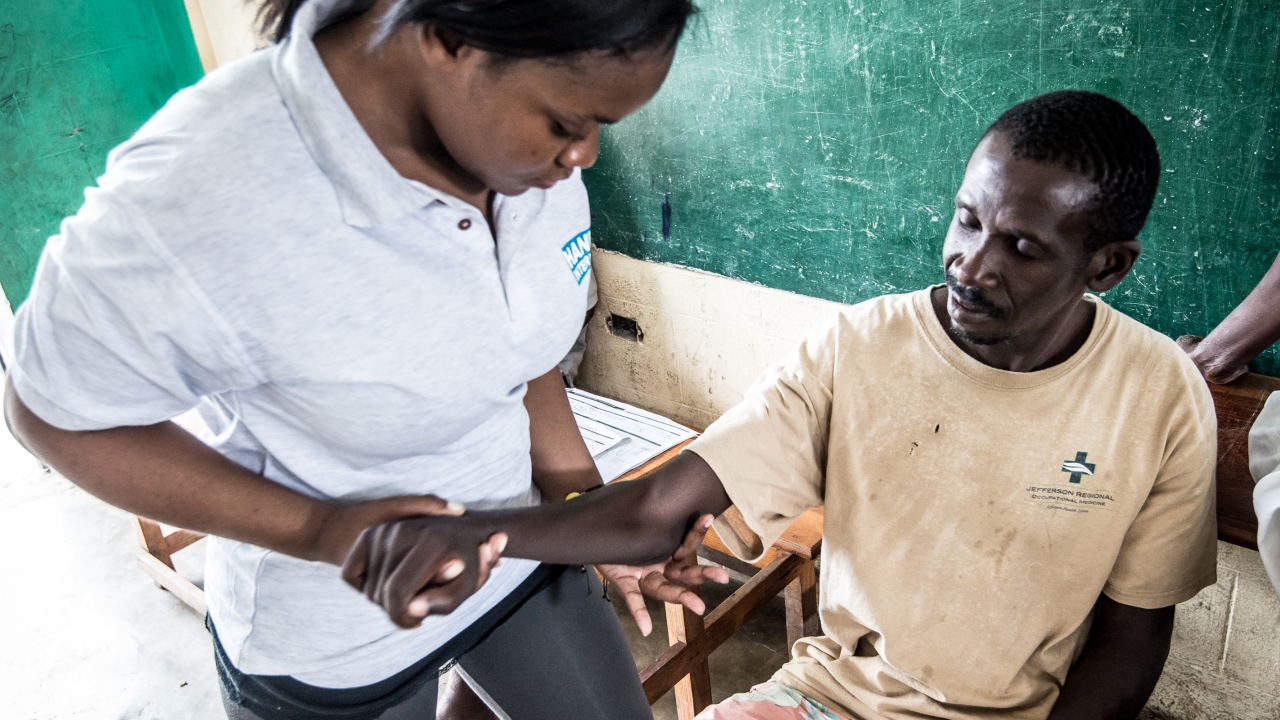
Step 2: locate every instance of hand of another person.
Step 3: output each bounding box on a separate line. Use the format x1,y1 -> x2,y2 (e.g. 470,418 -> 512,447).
311,493 -> 467,565
597,514 -> 731,636
340,514 -> 507,628
1177,334 -> 1249,385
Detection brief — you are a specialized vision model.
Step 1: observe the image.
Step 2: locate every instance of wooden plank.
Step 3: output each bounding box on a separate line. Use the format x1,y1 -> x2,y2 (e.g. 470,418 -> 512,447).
136,551 -> 207,616
772,509 -> 824,560
134,516 -> 174,569
665,600 -> 712,719
640,641 -> 689,704
615,438 -> 697,483
702,525 -> 780,571
784,561 -> 820,649
163,529 -> 206,554
1208,373 -> 1280,551
641,553 -> 805,702
698,544 -> 771,578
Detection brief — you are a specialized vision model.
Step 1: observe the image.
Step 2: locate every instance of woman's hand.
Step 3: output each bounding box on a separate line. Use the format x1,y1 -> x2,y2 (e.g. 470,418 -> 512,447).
341,515 -> 508,629
309,494 -> 468,565
597,514 -> 730,636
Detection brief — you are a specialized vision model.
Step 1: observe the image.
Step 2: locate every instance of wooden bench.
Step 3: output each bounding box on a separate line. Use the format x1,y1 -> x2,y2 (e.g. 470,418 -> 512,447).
637,372 -> 1280,719
1208,373 -> 1280,550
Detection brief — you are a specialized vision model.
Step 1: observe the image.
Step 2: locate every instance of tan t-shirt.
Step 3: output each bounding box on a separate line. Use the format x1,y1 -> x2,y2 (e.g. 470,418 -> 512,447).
689,288 -> 1217,720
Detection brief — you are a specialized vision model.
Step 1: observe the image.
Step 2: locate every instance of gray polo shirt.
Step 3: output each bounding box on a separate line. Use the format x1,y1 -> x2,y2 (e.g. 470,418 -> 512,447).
12,0 -> 593,688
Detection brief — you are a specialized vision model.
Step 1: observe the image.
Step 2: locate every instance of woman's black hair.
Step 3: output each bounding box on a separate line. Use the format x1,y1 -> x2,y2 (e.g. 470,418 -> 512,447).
258,0 -> 698,57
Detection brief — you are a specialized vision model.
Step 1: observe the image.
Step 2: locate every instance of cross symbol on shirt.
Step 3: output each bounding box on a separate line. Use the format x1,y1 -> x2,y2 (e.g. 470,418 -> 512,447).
1061,452 -> 1096,484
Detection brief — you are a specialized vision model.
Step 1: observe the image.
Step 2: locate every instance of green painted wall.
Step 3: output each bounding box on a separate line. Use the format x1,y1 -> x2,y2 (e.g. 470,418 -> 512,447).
0,0 -> 203,309
586,0 -> 1280,374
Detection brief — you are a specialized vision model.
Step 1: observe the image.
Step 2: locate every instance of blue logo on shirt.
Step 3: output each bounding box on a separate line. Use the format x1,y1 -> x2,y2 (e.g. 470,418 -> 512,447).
562,229 -> 592,285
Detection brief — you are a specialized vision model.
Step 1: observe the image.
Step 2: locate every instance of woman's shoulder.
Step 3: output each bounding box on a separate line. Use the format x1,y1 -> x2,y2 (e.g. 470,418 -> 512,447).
100,48 -> 308,208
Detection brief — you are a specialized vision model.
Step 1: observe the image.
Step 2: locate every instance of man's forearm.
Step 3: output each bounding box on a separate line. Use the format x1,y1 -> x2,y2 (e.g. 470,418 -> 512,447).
448,451 -> 732,567
1048,596 -> 1174,720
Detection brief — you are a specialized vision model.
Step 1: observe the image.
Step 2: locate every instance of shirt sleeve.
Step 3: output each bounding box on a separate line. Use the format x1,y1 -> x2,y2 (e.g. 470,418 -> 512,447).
687,316 -> 837,562
1250,392 -> 1280,596
11,186 -> 261,431
1103,358 -> 1218,609
1249,392 -> 1280,481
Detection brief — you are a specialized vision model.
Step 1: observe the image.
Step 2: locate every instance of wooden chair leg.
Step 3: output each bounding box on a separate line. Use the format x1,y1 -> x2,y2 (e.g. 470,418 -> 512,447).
132,515 -> 208,615
134,516 -> 174,568
666,597 -> 713,720
783,559 -> 819,649
642,553 -> 806,704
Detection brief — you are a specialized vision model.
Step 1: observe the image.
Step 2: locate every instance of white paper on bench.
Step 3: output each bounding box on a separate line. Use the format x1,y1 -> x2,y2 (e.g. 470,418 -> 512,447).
567,389 -> 698,483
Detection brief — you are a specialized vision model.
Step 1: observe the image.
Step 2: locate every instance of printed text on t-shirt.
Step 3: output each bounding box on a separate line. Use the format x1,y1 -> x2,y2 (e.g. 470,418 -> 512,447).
562,230 -> 592,285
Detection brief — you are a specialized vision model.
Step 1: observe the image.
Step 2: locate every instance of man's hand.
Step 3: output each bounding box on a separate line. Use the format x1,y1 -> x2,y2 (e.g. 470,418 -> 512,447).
1177,334 -> 1249,385
341,514 -> 508,628
597,514 -> 730,636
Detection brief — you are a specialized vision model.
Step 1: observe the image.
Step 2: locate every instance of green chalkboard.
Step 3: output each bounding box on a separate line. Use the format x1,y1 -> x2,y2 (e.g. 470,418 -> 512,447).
0,0 -> 203,309
587,0 -> 1280,373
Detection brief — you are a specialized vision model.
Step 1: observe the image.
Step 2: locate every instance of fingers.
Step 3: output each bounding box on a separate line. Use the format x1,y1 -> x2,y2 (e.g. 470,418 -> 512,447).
340,525 -> 374,590
1222,366 -> 1248,384
374,494 -> 466,520
379,531 -> 506,628
1175,334 -> 1203,353
383,540 -> 472,628
639,571 -> 707,615
664,560 -> 729,587
670,514 -> 716,562
612,576 -> 652,636
476,533 -> 507,590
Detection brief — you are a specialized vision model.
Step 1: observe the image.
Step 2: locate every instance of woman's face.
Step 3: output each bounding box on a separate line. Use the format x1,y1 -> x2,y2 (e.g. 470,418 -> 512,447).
417,37 -> 675,196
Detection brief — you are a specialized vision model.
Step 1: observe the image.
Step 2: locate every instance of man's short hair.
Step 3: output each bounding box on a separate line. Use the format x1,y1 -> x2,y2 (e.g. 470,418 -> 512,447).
983,90 -> 1161,254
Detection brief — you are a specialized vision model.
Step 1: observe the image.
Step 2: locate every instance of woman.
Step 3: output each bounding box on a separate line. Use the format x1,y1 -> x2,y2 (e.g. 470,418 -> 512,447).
4,0 -> 723,717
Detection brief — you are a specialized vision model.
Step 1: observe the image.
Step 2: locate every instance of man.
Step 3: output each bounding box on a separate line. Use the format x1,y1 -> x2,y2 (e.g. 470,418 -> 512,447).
345,91 -> 1218,719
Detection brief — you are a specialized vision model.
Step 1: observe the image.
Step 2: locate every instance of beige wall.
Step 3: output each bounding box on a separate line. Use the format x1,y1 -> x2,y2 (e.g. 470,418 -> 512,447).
578,250 -> 843,430
579,250 -> 1280,719
184,0 -> 268,70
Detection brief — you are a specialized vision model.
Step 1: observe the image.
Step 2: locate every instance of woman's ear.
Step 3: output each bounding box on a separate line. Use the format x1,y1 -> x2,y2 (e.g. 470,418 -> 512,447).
1085,239 -> 1142,293
416,24 -> 478,67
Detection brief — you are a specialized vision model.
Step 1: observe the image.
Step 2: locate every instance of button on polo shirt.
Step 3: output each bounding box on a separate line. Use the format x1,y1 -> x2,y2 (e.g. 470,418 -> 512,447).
12,0 -> 594,688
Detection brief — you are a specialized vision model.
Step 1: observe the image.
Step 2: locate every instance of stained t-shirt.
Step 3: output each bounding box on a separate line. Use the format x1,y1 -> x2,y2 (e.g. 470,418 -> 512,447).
11,0 -> 594,688
689,288 -> 1217,719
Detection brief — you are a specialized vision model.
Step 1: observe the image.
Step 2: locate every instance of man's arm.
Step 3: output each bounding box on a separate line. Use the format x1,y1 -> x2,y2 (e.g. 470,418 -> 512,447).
1180,250 -> 1280,384
521,366 -> 729,634
343,450 -> 734,627
1047,594 -> 1175,720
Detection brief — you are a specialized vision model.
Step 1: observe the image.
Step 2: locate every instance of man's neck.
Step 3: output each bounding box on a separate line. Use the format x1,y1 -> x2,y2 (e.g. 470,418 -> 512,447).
313,7 -> 493,213
929,286 -> 1096,372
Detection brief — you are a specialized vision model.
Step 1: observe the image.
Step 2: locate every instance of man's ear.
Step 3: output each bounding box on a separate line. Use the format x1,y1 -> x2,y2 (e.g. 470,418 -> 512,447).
1085,239 -> 1142,293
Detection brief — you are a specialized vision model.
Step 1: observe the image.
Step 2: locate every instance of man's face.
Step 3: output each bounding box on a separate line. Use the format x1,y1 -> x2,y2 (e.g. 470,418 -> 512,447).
940,132 -> 1100,347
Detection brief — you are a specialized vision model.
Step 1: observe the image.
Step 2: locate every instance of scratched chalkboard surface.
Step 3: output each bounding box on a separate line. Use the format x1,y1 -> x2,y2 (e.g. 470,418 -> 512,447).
586,0 -> 1280,373
0,1 -> 203,308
